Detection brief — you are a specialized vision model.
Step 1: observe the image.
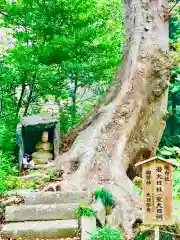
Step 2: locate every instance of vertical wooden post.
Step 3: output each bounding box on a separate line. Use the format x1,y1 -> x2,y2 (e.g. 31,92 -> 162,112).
154,226 -> 159,240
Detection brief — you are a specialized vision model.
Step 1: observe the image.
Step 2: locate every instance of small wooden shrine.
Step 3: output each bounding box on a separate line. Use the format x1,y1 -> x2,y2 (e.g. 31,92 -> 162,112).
16,113 -> 60,171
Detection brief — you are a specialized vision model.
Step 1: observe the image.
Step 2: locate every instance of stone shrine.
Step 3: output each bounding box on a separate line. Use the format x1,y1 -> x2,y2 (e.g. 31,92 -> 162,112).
16,113 -> 60,171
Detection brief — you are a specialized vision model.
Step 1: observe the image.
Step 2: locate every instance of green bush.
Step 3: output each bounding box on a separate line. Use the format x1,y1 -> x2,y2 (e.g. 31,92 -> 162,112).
160,231 -> 172,240
173,167 -> 180,200
76,205 -> 96,217
0,151 -> 18,193
0,118 -> 18,193
89,228 -> 121,240
157,146 -> 180,159
60,105 -> 82,134
3,175 -> 43,191
49,169 -> 56,181
60,100 -> 95,134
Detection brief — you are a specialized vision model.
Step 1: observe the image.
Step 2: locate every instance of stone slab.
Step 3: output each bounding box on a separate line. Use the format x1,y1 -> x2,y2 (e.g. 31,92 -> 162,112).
81,216 -> 96,240
35,164 -> 48,169
2,219 -> 78,239
19,172 -> 44,181
4,189 -> 35,196
25,191 -> 89,205
21,113 -> 58,126
91,199 -> 106,226
5,203 -> 78,222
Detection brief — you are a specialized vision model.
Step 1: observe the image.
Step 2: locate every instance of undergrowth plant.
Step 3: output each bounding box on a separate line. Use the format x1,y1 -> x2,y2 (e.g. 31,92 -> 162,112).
3,175 -> 43,191
0,151 -> 18,193
76,205 -> 96,217
95,188 -> 116,208
135,232 -> 150,240
157,146 -> 180,159
49,169 -> 56,181
89,228 -> 122,240
0,113 -> 18,193
160,232 -> 172,240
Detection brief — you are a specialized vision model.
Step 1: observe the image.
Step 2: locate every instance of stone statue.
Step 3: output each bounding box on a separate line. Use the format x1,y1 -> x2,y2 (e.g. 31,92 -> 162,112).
32,131 -> 53,164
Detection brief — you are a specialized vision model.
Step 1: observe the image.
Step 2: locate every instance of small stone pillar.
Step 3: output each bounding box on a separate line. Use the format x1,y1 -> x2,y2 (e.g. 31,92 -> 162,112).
81,216 -> 96,240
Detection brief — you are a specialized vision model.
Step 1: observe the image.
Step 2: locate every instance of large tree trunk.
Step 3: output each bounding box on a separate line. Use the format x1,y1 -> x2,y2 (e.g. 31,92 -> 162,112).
55,0 -> 170,237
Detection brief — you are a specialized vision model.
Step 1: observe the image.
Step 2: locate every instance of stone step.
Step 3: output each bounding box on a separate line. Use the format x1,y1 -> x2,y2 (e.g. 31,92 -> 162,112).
2,219 -> 78,239
19,172 -> 45,181
4,188 -> 35,196
24,191 -> 89,205
35,164 -> 48,169
5,203 -> 78,222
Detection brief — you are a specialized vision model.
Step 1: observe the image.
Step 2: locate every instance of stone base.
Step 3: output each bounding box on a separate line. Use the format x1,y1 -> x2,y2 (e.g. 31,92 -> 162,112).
2,219 -> 78,239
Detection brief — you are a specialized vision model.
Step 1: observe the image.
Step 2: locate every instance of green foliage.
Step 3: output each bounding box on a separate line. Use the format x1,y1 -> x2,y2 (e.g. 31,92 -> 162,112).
60,99 -> 96,133
159,231 -> 172,240
157,146 -> 180,158
0,151 -> 17,193
49,169 -> 56,181
0,116 -> 18,193
60,104 -> 84,134
95,188 -> 115,208
76,205 -> 96,217
173,167 -> 180,199
169,3 -> 180,45
157,146 -> 180,200
160,3 -> 180,147
135,230 -> 173,240
3,175 -> 43,191
89,228 -> 121,240
0,0 -> 124,192
0,0 -> 124,116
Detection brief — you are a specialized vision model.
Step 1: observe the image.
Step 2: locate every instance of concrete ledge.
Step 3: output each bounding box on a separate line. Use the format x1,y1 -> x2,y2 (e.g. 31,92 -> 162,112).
5,203 -> 78,222
24,191 -> 89,205
2,219 -> 78,239
4,189 -> 35,196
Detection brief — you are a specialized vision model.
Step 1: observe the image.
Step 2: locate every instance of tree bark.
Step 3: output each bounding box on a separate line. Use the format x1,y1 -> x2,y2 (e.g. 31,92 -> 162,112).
17,83 -> 26,116
55,0 -> 171,237
23,72 -> 36,116
72,71 -> 78,116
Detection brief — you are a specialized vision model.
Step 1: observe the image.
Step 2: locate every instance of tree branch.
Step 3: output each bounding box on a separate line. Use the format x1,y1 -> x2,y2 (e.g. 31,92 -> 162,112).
16,83 -> 26,116
23,72 -> 37,116
168,0 -> 179,13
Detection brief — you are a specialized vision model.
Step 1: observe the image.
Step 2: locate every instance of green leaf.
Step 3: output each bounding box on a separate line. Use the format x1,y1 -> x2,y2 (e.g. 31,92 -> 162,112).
89,228 -> 122,240
159,150 -> 173,156
75,205 -> 96,217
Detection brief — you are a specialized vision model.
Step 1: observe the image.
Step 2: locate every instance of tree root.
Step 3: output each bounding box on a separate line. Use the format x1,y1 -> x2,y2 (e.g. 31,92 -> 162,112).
42,182 -> 61,192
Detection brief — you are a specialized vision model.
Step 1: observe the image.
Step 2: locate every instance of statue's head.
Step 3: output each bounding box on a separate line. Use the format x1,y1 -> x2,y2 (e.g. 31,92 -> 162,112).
42,131 -> 48,143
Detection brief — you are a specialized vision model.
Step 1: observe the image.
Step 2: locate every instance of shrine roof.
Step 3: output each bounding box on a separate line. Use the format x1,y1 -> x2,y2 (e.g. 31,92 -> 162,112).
135,156 -> 179,167
20,113 -> 59,127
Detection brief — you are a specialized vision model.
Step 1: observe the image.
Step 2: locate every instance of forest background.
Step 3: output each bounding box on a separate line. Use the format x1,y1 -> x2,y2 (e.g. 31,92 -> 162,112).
0,0 -> 179,198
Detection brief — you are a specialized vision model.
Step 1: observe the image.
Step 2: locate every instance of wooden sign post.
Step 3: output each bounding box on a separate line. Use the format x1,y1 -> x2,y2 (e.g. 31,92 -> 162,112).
135,156 -> 179,239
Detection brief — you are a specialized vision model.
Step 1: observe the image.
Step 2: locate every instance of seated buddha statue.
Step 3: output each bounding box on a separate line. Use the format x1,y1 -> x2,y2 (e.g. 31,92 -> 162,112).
32,131 -> 53,164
